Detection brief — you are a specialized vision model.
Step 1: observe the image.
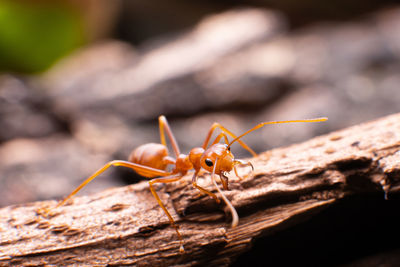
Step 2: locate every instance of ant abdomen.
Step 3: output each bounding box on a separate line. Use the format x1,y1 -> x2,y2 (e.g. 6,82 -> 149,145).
128,143 -> 168,176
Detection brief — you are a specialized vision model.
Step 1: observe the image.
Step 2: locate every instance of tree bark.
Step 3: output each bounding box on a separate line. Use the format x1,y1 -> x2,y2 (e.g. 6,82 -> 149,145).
1,113 -> 400,266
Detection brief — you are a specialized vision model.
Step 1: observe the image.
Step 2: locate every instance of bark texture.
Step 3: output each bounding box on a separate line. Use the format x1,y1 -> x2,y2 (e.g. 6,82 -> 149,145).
1,113 -> 400,266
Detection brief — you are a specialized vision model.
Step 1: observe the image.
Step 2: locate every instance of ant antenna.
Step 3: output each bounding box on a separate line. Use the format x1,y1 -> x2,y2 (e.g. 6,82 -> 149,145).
227,117 -> 328,150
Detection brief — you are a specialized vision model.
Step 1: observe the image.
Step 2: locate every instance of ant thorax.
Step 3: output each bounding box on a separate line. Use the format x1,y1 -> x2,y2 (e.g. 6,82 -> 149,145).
173,154 -> 193,174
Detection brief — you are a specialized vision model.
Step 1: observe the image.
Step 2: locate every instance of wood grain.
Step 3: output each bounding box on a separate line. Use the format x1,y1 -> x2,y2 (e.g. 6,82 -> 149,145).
1,113 -> 400,266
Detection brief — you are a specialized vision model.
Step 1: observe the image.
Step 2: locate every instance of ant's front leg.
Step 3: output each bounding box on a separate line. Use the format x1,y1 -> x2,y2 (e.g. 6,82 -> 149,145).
210,158 -> 239,228
191,171 -> 220,203
233,159 -> 254,180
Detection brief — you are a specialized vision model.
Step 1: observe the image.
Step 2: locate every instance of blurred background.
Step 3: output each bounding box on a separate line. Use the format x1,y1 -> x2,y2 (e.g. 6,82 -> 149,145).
1,0 -> 400,206
1,0 -> 400,265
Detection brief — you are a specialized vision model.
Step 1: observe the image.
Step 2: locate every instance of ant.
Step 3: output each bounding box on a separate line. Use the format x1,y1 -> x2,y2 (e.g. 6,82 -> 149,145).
53,115 -> 327,252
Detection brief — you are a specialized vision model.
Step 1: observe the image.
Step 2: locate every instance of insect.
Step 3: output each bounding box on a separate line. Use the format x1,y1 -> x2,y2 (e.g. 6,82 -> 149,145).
54,115 -> 327,252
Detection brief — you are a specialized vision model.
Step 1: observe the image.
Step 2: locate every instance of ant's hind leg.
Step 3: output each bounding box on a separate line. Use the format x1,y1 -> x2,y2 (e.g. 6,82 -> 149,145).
56,160 -> 171,208
158,115 -> 180,157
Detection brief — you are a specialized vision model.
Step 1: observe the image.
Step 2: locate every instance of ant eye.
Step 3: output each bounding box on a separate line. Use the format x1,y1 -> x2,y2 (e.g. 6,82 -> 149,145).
205,158 -> 213,167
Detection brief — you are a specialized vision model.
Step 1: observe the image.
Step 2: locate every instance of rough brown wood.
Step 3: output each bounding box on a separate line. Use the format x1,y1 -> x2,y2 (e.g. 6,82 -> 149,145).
1,113 -> 400,266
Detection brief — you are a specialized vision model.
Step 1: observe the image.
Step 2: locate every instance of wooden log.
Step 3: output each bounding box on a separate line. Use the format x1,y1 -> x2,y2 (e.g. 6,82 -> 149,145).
1,113 -> 400,266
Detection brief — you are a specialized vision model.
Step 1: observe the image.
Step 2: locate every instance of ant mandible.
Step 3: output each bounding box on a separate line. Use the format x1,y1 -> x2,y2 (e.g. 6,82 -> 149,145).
54,115 -> 327,252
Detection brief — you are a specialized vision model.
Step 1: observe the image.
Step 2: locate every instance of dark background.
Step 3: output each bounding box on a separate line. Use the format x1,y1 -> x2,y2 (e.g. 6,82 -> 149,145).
0,1 -> 400,265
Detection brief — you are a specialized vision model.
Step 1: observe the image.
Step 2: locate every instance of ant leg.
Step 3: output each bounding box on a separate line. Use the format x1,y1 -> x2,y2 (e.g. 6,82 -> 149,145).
148,174 -> 185,252
211,158 -> 239,228
233,160 -> 254,180
210,132 -> 230,146
202,122 -> 257,156
57,160 -> 171,208
191,171 -> 220,203
158,115 -> 180,157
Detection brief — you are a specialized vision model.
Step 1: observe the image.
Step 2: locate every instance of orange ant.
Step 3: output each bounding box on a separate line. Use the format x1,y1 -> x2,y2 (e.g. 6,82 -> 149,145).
54,115 -> 327,252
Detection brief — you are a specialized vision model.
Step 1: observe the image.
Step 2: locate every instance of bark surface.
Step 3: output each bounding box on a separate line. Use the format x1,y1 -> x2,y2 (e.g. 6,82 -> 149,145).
1,113 -> 400,266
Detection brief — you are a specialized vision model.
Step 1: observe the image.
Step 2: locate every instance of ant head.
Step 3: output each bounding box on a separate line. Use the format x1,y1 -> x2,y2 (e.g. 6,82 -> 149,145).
200,143 -> 234,174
